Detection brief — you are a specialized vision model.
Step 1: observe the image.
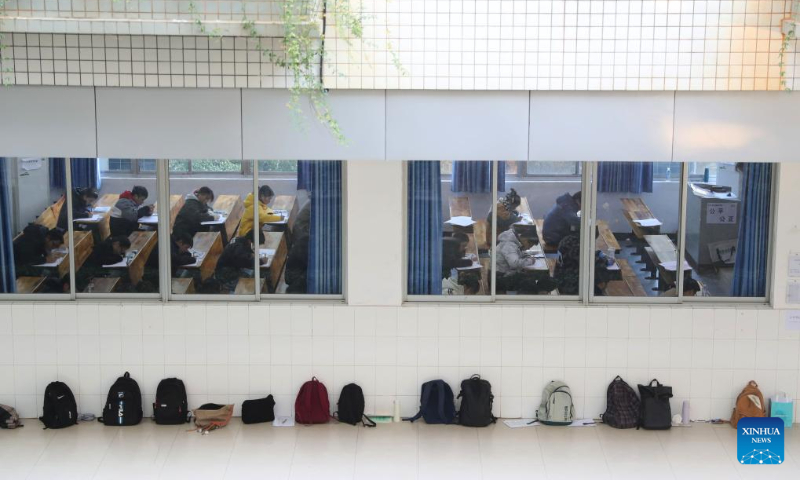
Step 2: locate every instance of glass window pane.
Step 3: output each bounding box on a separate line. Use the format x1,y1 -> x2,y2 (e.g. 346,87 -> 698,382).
139,159 -> 157,172
1,158 -> 70,295
169,159 -> 253,295
593,161 -> 682,298
496,161 -> 581,296
407,161 -> 492,297
258,160 -> 298,174
685,162 -> 772,298
71,158 -> 160,295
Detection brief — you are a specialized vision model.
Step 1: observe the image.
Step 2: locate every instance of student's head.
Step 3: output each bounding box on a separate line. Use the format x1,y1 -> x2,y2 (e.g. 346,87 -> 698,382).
234,236 -> 253,250
131,186 -> 149,205
452,232 -> 470,255
195,186 -> 215,205
572,191 -> 582,209
78,187 -> 99,207
683,278 -> 701,297
110,235 -> 132,255
258,185 -> 275,205
44,229 -> 64,250
504,188 -> 521,209
173,232 -> 194,254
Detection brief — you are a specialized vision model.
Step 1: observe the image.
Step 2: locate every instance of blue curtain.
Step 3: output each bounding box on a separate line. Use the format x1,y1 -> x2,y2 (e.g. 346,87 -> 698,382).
408,161 -> 443,295
450,161 -> 505,193
307,161 -> 342,294
598,162 -> 653,193
732,163 -> 772,297
297,160 -> 313,192
0,159 -> 17,293
50,158 -> 101,190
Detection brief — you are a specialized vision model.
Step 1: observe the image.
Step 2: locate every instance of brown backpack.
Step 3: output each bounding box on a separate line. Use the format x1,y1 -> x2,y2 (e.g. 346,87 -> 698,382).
730,381 -> 766,428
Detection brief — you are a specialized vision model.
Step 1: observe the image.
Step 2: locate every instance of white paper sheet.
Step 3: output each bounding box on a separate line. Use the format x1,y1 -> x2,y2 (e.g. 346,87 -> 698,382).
523,258 -> 549,271
102,259 -> 129,268
633,218 -> 662,227
787,282 -> 800,305
606,261 -> 621,271
34,256 -> 65,267
569,419 -> 597,427
138,215 -> 158,224
446,216 -> 476,227
457,262 -> 482,271
74,214 -> 103,223
659,260 -> 693,272
785,310 -> 800,331
503,419 -> 539,428
273,416 -> 295,427
201,215 -> 227,225
789,253 -> 800,278
259,248 -> 276,257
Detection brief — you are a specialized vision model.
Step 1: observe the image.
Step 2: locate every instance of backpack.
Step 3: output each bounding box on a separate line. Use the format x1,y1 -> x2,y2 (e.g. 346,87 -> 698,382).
100,372 -> 143,426
536,380 -> 575,425
193,403 -> 234,433
601,376 -> 641,429
242,395 -> 276,425
335,383 -> 376,427
39,381 -> 78,429
0,404 -> 23,429
153,378 -> 189,425
730,380 -> 766,428
294,377 -> 331,424
637,379 -> 673,430
457,375 -> 497,427
406,380 -> 457,424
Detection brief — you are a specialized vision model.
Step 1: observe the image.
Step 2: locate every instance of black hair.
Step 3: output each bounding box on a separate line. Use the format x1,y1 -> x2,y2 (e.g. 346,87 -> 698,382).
258,185 -> 275,199
683,278 -> 701,294
504,188 -> 521,207
572,191 -> 582,203
45,229 -> 64,243
131,185 -> 149,199
196,186 -> 214,201
234,236 -> 253,247
111,235 -> 132,249
452,232 -> 470,244
78,187 -> 99,199
460,275 -> 480,293
173,232 -> 194,247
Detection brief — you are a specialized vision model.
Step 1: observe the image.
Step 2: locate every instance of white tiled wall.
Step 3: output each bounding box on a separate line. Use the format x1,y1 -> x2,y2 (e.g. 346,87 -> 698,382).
1,303 -> 799,423
1,0 -> 798,90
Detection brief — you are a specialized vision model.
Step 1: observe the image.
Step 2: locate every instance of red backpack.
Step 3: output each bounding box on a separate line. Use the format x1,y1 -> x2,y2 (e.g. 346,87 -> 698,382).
295,377 -> 330,424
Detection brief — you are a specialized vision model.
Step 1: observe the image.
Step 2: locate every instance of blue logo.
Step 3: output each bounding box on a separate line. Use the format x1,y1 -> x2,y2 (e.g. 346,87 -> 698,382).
738,417 -> 784,465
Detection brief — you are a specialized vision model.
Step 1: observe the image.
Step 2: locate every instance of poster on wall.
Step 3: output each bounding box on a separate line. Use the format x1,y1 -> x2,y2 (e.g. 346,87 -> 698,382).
789,253 -> 800,278
20,158 -> 42,173
706,202 -> 737,224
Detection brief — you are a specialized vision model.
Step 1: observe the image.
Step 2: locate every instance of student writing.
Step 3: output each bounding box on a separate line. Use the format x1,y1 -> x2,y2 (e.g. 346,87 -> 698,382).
109,186 -> 154,237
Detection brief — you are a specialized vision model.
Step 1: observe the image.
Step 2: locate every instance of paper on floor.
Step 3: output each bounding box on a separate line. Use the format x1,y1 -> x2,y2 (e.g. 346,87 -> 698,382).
503,419 -> 539,428
569,419 -> 597,427
273,416 -> 295,427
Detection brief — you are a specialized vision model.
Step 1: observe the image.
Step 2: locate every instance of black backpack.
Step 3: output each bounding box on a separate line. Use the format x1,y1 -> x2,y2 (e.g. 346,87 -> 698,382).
154,378 -> 189,425
457,375 -> 496,427
241,395 -> 276,425
335,383 -> 376,427
39,381 -> 78,429
100,372 -> 143,426
638,379 -> 673,430
405,380 -> 456,424
601,376 -> 641,429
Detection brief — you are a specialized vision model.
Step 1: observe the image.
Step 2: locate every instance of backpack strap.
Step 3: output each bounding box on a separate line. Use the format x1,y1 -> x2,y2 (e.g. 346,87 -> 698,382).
404,383 -> 433,422
361,414 -> 377,428
437,381 -> 447,423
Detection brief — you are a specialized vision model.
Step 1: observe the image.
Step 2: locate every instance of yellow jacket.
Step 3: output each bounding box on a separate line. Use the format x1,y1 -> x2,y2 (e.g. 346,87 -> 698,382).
239,193 -> 282,238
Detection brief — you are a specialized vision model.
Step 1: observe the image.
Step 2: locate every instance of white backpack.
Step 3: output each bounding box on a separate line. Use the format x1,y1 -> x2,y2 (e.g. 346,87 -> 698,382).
536,380 -> 575,425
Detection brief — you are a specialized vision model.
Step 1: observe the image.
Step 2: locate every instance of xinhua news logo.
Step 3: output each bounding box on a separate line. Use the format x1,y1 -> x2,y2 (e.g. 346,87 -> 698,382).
737,417 -> 784,465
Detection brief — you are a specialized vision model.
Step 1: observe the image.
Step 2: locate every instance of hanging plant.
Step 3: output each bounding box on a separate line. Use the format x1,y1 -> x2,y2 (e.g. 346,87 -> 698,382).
0,0 -> 12,85
780,19 -> 796,91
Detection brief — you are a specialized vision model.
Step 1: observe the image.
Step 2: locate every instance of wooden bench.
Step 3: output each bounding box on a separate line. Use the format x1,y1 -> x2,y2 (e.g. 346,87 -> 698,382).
126,231 -> 158,285
171,277 -> 195,294
617,258 -> 647,296
182,232 -> 223,281
261,231 -> 288,292
212,195 -> 245,242
596,220 -> 621,253
644,234 -> 691,289
234,278 -> 267,295
473,219 -> 490,251
534,218 -> 558,253
16,276 -> 46,294
84,276 -> 121,293
12,196 -> 66,242
93,193 -> 119,240
620,198 -> 661,240
449,196 -> 471,218
54,231 -> 93,279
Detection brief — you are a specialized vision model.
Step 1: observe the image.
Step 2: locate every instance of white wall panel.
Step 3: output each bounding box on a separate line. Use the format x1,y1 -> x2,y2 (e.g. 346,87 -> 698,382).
95,88 -> 242,159
0,86 -> 96,157
529,92 -> 675,162
673,92 -> 800,163
242,90 -> 385,160
386,91 -> 529,161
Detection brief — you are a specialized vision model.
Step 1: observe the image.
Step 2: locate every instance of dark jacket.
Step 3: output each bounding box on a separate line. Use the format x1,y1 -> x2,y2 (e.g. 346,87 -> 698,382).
285,202 -> 311,293
543,193 -> 581,245
170,238 -> 196,276
442,237 -> 472,277
56,188 -> 93,230
13,224 -> 50,267
172,194 -> 215,239
109,191 -> 150,237
216,238 -> 255,271
87,238 -> 123,268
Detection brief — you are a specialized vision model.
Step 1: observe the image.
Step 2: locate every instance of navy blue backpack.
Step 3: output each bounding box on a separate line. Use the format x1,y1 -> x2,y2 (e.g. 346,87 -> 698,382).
405,380 -> 457,424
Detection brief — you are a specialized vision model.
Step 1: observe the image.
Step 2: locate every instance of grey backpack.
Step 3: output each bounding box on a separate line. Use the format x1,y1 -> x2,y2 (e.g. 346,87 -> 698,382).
536,381 -> 575,425
0,404 -> 23,429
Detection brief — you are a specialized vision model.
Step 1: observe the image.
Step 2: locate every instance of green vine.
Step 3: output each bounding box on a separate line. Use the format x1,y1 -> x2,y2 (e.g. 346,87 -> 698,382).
0,0 -> 13,85
779,19 -> 796,91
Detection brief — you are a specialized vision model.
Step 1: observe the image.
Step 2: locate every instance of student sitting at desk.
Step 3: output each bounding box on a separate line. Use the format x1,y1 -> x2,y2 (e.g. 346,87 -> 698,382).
542,191 -> 581,246
662,278 -> 701,297
78,235 -> 131,290
173,187 -> 217,239
495,229 -> 539,291
56,187 -> 99,230
109,186 -> 154,237
486,189 -> 521,240
240,185 -> 284,243
13,225 -> 64,272
442,235 -> 479,295
215,236 -> 267,293
285,202 -> 311,293
170,232 -> 196,277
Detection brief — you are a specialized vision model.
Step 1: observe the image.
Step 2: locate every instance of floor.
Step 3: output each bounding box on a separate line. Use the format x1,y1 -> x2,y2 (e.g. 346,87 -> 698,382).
2,419 -> 799,479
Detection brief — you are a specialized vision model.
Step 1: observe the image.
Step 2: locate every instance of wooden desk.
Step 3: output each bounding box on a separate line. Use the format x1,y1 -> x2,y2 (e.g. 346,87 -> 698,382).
620,198 -> 660,239
534,218 -> 559,253
260,231 -> 288,291
57,231 -> 93,279
596,220 -> 621,253
171,278 -> 195,294
169,195 -> 184,226
644,234 -> 688,288
37,196 -> 64,230
93,194 -> 119,240
16,276 -> 46,294
234,278 -> 267,295
271,195 -> 295,220
183,232 -> 223,280
617,258 -> 647,296
513,197 -> 537,237
212,195 -> 244,242
473,219 -> 490,251
127,231 -> 158,285
85,277 -> 120,293
449,196 -> 471,218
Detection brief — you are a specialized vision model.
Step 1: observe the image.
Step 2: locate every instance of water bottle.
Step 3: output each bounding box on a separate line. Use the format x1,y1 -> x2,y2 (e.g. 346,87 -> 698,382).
606,248 -> 615,266
666,167 -> 672,181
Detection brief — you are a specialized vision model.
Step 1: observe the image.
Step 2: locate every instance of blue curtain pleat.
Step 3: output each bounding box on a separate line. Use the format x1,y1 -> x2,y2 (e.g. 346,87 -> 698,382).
297,160 -> 313,192
450,161 -> 505,193
598,162 -> 654,193
50,158 -> 101,190
0,159 -> 17,293
307,161 -> 342,294
408,161 -> 443,295
732,163 -> 772,297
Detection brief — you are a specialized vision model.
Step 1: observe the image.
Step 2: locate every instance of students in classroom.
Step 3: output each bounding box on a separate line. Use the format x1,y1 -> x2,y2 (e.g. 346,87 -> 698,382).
542,191 -> 581,246
214,235 -> 267,293
13,225 -> 64,272
172,186 -> 217,239
170,232 -> 196,276
109,186 -> 155,237
239,185 -> 284,243
56,187 -> 99,230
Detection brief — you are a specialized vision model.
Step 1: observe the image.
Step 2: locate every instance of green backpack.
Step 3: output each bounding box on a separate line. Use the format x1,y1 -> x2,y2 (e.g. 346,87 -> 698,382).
536,381 -> 575,425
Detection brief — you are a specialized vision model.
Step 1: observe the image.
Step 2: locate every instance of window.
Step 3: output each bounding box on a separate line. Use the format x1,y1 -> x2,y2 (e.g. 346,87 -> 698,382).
524,161 -> 581,176
107,159 -> 132,172
258,160 -> 299,174
169,160 -> 245,174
